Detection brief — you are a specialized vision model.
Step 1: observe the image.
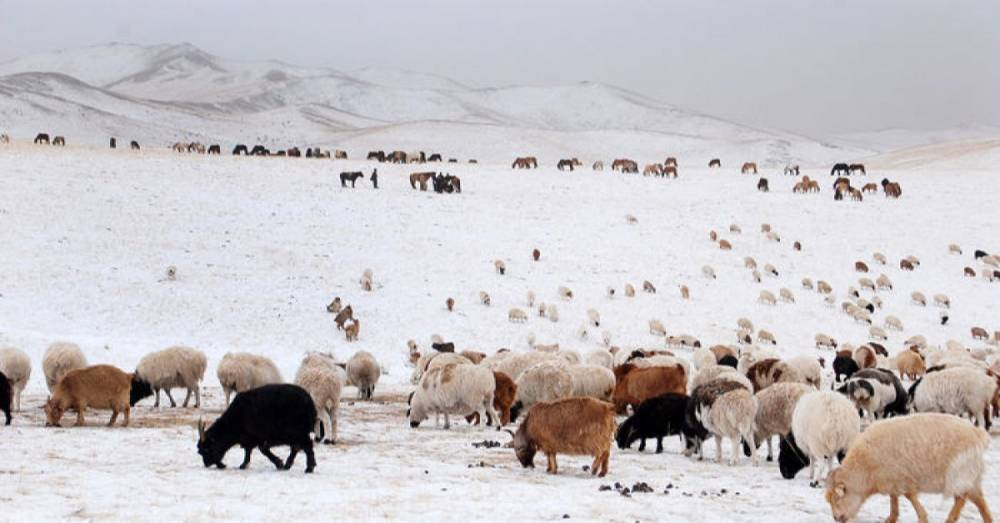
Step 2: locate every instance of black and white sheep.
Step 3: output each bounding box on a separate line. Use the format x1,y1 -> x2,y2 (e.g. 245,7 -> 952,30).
779,390 -> 861,486
837,368 -> 908,421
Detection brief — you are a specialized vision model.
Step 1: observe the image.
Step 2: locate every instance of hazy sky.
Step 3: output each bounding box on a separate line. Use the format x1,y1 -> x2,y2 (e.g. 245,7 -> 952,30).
1,0 -> 998,136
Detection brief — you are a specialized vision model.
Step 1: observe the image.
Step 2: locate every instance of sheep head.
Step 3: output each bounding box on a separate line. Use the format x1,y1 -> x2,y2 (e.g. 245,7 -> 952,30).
824,468 -> 868,523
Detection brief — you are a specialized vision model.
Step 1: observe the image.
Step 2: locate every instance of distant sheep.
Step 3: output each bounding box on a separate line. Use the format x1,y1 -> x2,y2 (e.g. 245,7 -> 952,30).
586,308 -> 601,327
408,363 -> 497,430
527,291 -> 535,307
949,243 -> 963,255
911,291 -> 926,306
801,278 -> 814,290
510,396 -> 616,477
649,319 -> 667,336
884,315 -> 903,331
0,347 -> 31,411
869,326 -> 888,341
494,260 -> 506,275
702,265 -> 717,279
763,264 -> 778,277
360,268 -> 374,291
779,391 -> 860,485
758,290 -> 777,305
479,291 -> 491,306
825,414 -> 992,523
217,352 -> 283,406
624,283 -> 635,297
45,365 -> 132,427
757,330 -> 777,345
508,308 -> 528,323
42,342 -> 88,392
546,305 -> 559,322
718,239 -> 732,250
873,252 -> 887,265
859,277 -> 875,292
876,274 -> 893,290
642,280 -> 656,293
933,293 -> 951,308
817,280 -> 833,294
347,351 -> 381,400
744,256 -> 757,269
679,285 -> 690,299
133,346 -> 207,408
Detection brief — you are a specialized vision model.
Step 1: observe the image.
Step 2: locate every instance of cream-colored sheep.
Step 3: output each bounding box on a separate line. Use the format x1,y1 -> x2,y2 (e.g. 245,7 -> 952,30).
791,391 -> 861,485
884,315 -> 903,331
508,308 -> 528,323
216,352 -> 282,406
702,265 -> 717,279
802,277 -> 814,290
876,274 -> 893,290
911,291 -> 926,306
294,363 -> 343,444
744,256 -> 757,270
568,364 -> 616,401
869,326 -> 888,341
586,308 -> 601,327
42,342 -> 88,392
512,361 -> 574,421
346,350 -> 381,400
759,290 -> 777,305
948,243 -> 963,255
779,288 -> 795,303
557,286 -> 574,300
547,305 -> 559,323
817,280 -> 833,294
751,382 -> 813,461
135,345 -> 207,408
494,259 -> 507,275
873,252 -> 887,265
479,291 -> 491,306
0,347 -> 31,411
649,319 -> 667,336
757,330 -> 777,345
624,283 -> 635,297
933,293 -> 951,308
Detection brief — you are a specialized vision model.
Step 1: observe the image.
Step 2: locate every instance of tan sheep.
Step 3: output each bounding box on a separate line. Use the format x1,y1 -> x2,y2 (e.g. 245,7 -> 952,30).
0,347 -> 31,411
884,315 -> 903,331
765,231 -> 781,243
494,259 -> 506,275
360,268 -> 374,291
709,230 -> 718,241
547,305 -> 559,323
751,269 -> 762,283
911,291 -> 926,306
642,280 -> 656,293
626,214 -> 638,224
869,326 -> 888,341
933,293 -> 951,308
876,274 -> 893,290
346,350 -> 381,400
859,277 -> 875,292
757,330 -> 777,345
758,290 -> 777,305
761,223 -> 771,233
779,288 -> 795,303
679,285 -> 690,300
216,352 -> 283,406
729,224 -> 742,234
702,265 -> 717,279
649,319 -> 667,336
624,283 -> 635,297
817,280 -> 832,294
873,252 -> 887,265
802,277 -> 814,290
744,256 -> 757,269
557,286 -> 574,300
895,348 -> 926,380
948,243 -> 963,255
508,308 -> 528,323
42,342 -> 88,392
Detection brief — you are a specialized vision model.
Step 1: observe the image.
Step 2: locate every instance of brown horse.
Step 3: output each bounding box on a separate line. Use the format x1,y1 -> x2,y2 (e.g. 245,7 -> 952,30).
642,163 -> 662,176
663,165 -> 678,178
409,172 -> 435,191
612,159 -> 638,173
664,157 -> 678,167
512,157 -> 537,169
741,162 -> 758,174
367,150 -> 385,162
861,183 -> 878,193
557,159 -> 576,171
388,150 -> 407,163
849,163 -> 866,175
881,178 -> 902,198
708,158 -> 721,168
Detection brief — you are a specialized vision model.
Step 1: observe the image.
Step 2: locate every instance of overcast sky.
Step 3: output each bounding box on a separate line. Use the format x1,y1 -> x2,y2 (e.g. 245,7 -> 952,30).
1,0 -> 998,136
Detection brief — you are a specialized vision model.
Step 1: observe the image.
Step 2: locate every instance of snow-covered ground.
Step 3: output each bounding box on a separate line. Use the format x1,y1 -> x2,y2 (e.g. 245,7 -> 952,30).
1,144 -> 998,521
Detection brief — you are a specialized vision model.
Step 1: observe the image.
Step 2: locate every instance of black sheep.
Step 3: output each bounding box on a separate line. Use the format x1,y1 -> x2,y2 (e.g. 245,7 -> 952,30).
717,354 -> 738,368
0,371 -> 11,425
431,342 -> 455,353
615,393 -> 689,453
197,384 -> 318,473
778,432 -> 846,481
832,353 -> 859,383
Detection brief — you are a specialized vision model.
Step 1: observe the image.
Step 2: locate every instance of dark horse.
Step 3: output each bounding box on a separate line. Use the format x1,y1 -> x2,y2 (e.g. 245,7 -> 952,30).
340,171 -> 364,188
110,137 -> 117,149
250,145 -> 269,156
367,150 -> 386,162
208,144 -> 221,155
232,144 -> 249,155
34,133 -> 50,144
557,159 -> 575,171
830,163 -> 850,176
427,153 -> 442,162
130,141 -> 140,151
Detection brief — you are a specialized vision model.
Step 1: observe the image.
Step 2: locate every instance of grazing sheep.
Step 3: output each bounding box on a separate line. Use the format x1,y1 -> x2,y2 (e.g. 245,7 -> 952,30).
779,288 -> 795,303
763,263 -> 778,277
900,259 -> 915,271
624,283 -> 636,297
859,277 -> 875,292
510,397 -> 616,477
751,269 -> 762,283
745,382 -> 813,461
42,342 -> 88,392
508,308 -> 528,323
613,363 -> 687,414
412,352 -> 473,384
557,286 -> 574,300
532,248 -> 540,261
133,346 -> 207,408
217,352 -> 283,406
746,358 -> 805,392
759,290 -> 777,305
642,280 -> 656,293
972,327 -> 989,340
446,297 -> 455,311
757,330 -> 777,345
45,365 -> 133,427
949,243 -> 963,255
710,230 -> 718,241
568,365 -> 616,401
873,252 -> 887,265
855,261 -> 869,273
766,231 -> 781,243
347,351 -> 381,400
360,269 -> 374,291
884,315 -> 903,331
616,393 -> 688,453
697,385 -> 758,465
896,348 -> 926,380
737,318 -> 755,334
965,266 -> 977,277
911,291 -> 927,306
326,297 -> 342,313
719,239 -> 732,250
682,379 -> 753,463
869,326 -> 888,341
730,224 -> 742,234
838,368 -> 909,421
494,260 -> 506,275
802,278 -> 814,290
793,240 -> 803,251
825,414 -> 992,523
876,274 -> 893,290
815,334 -> 838,350
702,265 -> 717,279
479,291 -> 491,306
934,293 -> 951,308
817,281 -> 833,294
586,308 -> 601,327
0,347 -> 30,411
779,391 -> 861,485
679,285 -> 690,300
294,362 -> 343,444
744,256 -> 758,269
408,363 -> 497,430
649,319 -> 667,336
786,356 -> 823,389
510,362 -> 574,421
626,214 -> 638,224
908,367 -> 996,428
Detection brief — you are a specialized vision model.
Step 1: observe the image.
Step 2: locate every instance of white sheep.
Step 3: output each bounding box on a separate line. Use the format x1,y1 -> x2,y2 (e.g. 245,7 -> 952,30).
801,278 -> 814,290
817,280 -> 833,294
42,342 -> 88,392
948,243 -> 963,255
737,317 -> 755,334
884,315 -> 903,331
702,265 -> 717,279
758,290 -> 777,305
479,291 -> 491,306
766,231 -> 781,243
744,256 -> 757,269
0,347 -> 31,411
216,352 -> 282,406
933,293 -> 951,308
788,391 -> 861,485
294,359 -> 344,444
487,351 -> 555,382
696,386 -> 759,466
779,288 -> 795,303
624,283 -> 635,297
547,305 -> 560,323
135,345 -> 207,408
815,334 -> 838,350
908,367 -> 996,427
693,347 -> 717,371
586,308 -> 601,327
584,349 -> 614,369
751,269 -> 762,283
757,330 -> 777,345
911,291 -> 926,306
763,263 -> 778,277
508,308 -> 528,323
873,252 -> 887,265
785,356 -> 822,389
751,382 -> 813,461
347,351 -> 381,400
567,364 -> 616,401
360,268 -> 374,291
411,352 -> 472,384
649,319 -> 667,336
690,365 -> 752,392
557,286 -> 574,300
512,361 -> 574,421
494,260 -> 506,275
825,414 -> 991,523
408,363 -> 497,430
869,326 -> 888,341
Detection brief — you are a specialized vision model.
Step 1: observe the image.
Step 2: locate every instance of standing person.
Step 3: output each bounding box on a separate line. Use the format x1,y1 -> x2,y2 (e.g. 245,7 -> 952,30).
371,168 -> 379,189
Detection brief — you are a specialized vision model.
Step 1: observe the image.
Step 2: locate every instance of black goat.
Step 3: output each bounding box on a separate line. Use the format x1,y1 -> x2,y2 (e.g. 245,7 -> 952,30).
616,393 -> 688,453
0,371 -> 11,425
129,375 -> 154,406
197,384 -> 318,473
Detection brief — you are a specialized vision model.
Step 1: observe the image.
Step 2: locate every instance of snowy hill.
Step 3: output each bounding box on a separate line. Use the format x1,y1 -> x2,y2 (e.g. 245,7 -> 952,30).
0,42 -> 869,165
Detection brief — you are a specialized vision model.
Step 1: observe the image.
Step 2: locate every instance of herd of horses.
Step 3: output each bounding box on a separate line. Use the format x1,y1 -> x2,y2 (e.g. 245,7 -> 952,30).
408,172 -> 462,193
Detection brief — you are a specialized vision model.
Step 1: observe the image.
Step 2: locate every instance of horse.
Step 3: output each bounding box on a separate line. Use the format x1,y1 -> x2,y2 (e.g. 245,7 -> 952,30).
388,151 -> 407,163
881,178 -> 902,198
708,158 -> 721,168
340,171 -> 364,188
512,157 -> 536,169
849,163 -> 866,175
740,162 -> 757,174
642,163 -> 662,176
409,172 -> 435,191
232,144 -> 248,155
367,150 -> 385,162
663,165 -> 678,178
335,150 -> 348,159
110,137 -> 117,149
833,177 -> 851,192
861,183 -> 878,193
188,142 -> 205,154
757,178 -> 769,192
592,161 -> 604,171
612,159 -> 638,173
52,136 -> 66,146
250,145 -> 269,156
130,141 -> 140,151
427,153 -> 442,162
287,147 -> 301,158
34,133 -> 50,144
208,144 -> 221,155
783,164 -> 800,175
557,159 -> 576,171
664,157 -> 678,167
830,163 -> 850,176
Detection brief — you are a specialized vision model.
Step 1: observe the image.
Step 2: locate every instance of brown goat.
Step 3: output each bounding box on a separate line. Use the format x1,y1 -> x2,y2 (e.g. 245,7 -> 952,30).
965,267 -> 977,278
345,320 -> 360,342
510,397 -> 616,477
855,261 -> 869,273
468,371 -> 517,426
44,364 -> 132,427
896,349 -> 926,380
334,305 -> 354,330
612,364 -> 686,414
532,248 -> 541,261
446,297 -> 455,311
972,327 -> 989,340
900,259 -> 915,271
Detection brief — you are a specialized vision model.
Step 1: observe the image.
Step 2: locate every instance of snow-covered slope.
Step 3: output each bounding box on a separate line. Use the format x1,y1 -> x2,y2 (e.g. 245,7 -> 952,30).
0,42 -> 869,166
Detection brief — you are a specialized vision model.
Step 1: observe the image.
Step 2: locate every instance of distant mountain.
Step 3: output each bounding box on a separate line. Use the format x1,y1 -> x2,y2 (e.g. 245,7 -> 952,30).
0,42 -> 868,164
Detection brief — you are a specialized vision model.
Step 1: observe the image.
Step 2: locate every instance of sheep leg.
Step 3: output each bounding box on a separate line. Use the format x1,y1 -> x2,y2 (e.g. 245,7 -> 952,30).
327,407 -> 338,444
714,435 -> 723,464
258,446 -> 285,470
183,388 -> 193,408
15,388 -> 21,412
224,389 -> 232,407
945,495 -> 968,523
164,388 -> 177,408
904,493 -> 929,523
808,459 -> 818,487
239,446 -> 253,469
967,489 -> 993,523
886,494 -> 900,523
443,412 -> 451,430
638,438 -> 646,452
314,419 -> 324,443
746,434 -> 758,466
729,437 -> 741,466
153,388 -> 161,408
194,386 -> 201,409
